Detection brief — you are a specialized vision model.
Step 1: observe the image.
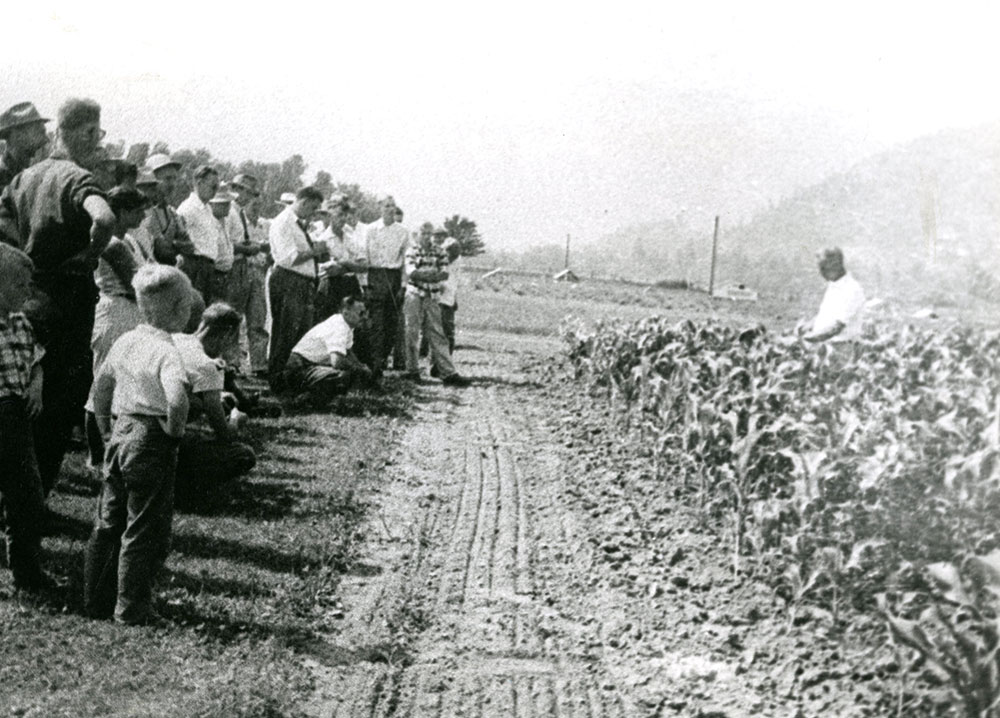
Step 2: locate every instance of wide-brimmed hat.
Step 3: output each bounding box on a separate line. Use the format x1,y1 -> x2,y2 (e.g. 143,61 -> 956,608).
136,169 -> 159,187
208,188 -> 234,204
0,102 -> 50,138
146,153 -> 181,174
230,173 -> 261,196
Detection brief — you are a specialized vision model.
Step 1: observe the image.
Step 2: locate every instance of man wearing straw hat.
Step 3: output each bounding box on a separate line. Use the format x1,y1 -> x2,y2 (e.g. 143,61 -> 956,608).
0,102 -> 50,191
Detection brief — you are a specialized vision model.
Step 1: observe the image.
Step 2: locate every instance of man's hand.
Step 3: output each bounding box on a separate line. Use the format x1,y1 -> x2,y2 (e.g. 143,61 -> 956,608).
26,373 -> 43,418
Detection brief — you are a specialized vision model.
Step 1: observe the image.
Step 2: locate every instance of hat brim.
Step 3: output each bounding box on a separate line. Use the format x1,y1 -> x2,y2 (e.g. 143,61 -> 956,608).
150,162 -> 182,173
0,117 -> 50,138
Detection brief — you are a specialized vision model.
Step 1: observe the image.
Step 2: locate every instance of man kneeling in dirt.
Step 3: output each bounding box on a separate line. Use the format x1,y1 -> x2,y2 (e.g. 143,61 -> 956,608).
282,295 -> 373,409
173,302 -> 256,506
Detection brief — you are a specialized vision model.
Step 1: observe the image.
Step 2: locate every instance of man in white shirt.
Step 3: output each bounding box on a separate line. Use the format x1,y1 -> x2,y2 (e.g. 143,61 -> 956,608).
802,247 -> 865,343
436,233 -> 461,355
365,197 -> 409,379
266,186 -> 328,388
283,295 -> 372,408
315,194 -> 368,321
176,165 -> 223,303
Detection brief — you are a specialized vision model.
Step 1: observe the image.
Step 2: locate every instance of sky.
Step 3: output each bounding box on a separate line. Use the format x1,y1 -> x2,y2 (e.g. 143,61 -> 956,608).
3,2 -> 999,250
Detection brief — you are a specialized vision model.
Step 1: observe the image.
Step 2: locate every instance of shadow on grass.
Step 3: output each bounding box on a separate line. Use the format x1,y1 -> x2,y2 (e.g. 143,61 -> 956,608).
170,531 -> 327,575
464,375 -> 543,390
177,479 -> 303,521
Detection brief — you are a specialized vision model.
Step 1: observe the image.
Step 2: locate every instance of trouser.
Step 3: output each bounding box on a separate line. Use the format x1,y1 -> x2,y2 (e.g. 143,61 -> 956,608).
366,268 -> 403,375
211,270 -> 230,305
267,267 -> 316,387
0,398 -> 46,587
404,293 -> 456,377
440,303 -> 456,355
178,254 -> 215,304
226,260 -> 269,372
83,415 -> 179,622
283,352 -> 353,408
23,274 -> 98,496
175,429 -> 256,507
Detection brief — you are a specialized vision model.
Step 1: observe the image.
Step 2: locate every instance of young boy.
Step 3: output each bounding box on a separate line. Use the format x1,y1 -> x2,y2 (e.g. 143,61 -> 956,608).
173,302 -> 256,507
83,264 -> 192,625
0,244 -> 51,592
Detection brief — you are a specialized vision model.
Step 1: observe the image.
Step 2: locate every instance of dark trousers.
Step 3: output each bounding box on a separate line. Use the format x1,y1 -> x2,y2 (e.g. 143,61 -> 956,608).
227,262 -> 269,372
440,303 -> 456,355
366,268 -> 402,375
267,267 -> 316,387
284,353 -> 352,409
0,398 -> 45,587
175,430 -> 256,507
83,416 -> 179,623
23,274 -> 98,495
179,255 -> 215,304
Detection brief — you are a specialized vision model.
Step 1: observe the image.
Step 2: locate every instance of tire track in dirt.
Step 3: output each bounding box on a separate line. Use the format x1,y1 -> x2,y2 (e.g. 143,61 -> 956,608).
308,335 -> 631,717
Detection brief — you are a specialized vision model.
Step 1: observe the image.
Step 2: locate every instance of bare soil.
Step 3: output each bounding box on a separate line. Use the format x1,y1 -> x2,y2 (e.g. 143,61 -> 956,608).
301,327 -> 895,718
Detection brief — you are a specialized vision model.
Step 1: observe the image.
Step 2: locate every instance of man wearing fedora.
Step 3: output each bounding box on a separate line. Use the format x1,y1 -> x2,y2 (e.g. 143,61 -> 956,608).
225,174 -> 270,373
0,98 -> 116,497
177,165 -> 224,303
0,102 -> 51,191
140,153 -> 196,265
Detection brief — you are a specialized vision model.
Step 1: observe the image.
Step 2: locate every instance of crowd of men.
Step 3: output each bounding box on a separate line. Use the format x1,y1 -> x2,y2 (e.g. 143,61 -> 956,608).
0,98 -> 469,625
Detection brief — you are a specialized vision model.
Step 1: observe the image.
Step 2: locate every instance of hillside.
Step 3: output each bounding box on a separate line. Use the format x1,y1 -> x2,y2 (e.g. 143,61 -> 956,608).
491,121 -> 1000,307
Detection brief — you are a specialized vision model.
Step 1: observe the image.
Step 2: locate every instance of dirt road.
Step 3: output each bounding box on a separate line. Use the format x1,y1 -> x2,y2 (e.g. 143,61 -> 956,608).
298,331 -> 637,716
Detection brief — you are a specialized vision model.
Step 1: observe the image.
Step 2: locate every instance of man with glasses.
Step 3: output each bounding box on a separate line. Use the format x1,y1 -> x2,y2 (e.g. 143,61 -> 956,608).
0,98 -> 116,497
0,102 -> 51,191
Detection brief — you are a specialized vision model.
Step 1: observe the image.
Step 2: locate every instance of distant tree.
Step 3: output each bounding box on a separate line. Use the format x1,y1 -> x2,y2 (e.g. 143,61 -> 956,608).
313,170 -> 334,198
126,142 -> 149,168
334,182 -> 382,223
104,140 -> 126,159
151,141 -> 170,156
443,215 -> 486,256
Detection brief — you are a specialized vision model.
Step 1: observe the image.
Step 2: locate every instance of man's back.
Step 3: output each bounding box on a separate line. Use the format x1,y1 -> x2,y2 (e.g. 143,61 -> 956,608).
0,156 -> 103,275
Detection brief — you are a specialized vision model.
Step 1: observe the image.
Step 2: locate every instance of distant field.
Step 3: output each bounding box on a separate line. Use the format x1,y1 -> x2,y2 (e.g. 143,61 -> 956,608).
456,267 -> 1000,339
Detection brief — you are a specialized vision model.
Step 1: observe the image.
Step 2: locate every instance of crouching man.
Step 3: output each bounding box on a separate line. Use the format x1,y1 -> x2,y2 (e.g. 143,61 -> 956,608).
283,295 -> 372,409
172,302 -> 256,507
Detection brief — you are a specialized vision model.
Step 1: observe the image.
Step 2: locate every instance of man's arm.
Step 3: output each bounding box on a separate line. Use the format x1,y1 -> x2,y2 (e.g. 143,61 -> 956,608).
199,389 -> 234,441
102,238 -> 139,295
83,194 -> 115,257
804,321 -> 845,343
26,364 -> 43,419
408,267 -> 448,283
161,359 -> 191,438
92,366 -> 117,438
331,350 -> 371,376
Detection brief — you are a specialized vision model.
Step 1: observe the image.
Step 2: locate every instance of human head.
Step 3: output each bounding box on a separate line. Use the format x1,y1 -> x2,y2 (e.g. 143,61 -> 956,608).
380,197 -> 397,225
132,264 -> 193,332
229,173 -> 260,206
293,186 -> 324,219
0,102 -> 50,159
114,161 -> 138,190
340,294 -> 367,329
56,98 -> 103,168
147,153 -> 182,202
419,221 -> 434,243
817,247 -> 846,282
135,170 -> 160,204
196,301 -> 243,361
209,188 -> 233,220
245,198 -> 261,224
107,187 -> 149,234
0,244 -> 34,315
394,207 -> 404,223
327,195 -> 353,233
441,236 -> 461,262
193,165 -> 220,203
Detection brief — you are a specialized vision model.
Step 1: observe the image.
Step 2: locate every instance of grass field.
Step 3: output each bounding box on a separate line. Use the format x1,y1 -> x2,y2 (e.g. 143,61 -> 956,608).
0,386 -> 413,717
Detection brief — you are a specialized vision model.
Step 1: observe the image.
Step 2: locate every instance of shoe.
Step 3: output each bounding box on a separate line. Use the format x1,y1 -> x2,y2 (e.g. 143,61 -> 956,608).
14,570 -> 66,595
442,373 -> 472,387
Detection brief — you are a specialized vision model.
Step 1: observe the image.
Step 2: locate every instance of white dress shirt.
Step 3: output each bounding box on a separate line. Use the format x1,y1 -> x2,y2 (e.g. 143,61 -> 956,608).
292,313 -> 353,365
366,221 -> 410,269
269,206 -> 319,279
812,272 -> 865,341
177,193 -> 221,262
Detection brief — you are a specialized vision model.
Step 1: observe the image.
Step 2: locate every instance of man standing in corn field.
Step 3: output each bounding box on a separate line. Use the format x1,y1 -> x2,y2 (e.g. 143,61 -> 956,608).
801,247 -> 865,343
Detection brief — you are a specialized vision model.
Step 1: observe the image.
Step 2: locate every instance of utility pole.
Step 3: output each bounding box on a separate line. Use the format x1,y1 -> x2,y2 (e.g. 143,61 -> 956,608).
708,216 -> 720,296
565,233 -> 570,269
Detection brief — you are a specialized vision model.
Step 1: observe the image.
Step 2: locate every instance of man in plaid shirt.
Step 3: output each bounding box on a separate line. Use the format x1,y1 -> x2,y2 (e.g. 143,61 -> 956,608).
0,244 -> 52,592
402,223 -> 469,386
